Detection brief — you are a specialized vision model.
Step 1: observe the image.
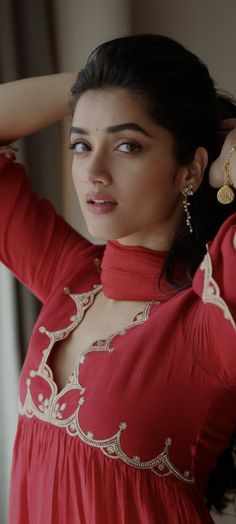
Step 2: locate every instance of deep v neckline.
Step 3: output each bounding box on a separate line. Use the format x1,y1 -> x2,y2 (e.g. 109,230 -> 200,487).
40,285 -> 157,396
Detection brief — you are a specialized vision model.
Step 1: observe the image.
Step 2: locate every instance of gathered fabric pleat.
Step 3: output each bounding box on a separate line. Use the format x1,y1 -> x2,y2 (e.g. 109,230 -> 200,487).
9,417 -> 214,524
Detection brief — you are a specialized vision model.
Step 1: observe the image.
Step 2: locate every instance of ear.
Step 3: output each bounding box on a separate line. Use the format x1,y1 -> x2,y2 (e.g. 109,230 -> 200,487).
181,147 -> 208,192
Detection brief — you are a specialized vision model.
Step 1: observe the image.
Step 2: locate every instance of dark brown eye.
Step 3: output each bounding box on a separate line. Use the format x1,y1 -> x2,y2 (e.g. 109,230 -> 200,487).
69,141 -> 90,153
117,141 -> 141,153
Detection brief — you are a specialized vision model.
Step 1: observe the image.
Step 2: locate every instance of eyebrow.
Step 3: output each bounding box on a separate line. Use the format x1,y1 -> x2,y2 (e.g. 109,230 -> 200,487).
70,122 -> 152,138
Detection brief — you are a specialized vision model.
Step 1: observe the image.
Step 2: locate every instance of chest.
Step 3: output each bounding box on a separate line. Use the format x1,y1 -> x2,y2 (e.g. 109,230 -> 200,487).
19,285 -> 226,483
19,287 -> 208,418
47,290 -> 148,393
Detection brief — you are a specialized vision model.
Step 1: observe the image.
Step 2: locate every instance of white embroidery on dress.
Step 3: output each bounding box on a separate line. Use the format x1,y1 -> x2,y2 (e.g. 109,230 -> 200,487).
233,232 -> 236,251
19,285 -> 194,484
200,247 -> 236,330
0,145 -> 17,158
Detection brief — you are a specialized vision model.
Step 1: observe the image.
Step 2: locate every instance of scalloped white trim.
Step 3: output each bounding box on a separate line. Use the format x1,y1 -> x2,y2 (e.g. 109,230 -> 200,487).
0,145 -> 17,158
19,284 -> 194,483
233,232 -> 236,250
200,247 -> 236,330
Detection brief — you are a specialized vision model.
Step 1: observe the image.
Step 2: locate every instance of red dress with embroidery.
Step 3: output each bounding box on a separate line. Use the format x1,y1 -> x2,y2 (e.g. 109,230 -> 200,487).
1,152 -> 236,524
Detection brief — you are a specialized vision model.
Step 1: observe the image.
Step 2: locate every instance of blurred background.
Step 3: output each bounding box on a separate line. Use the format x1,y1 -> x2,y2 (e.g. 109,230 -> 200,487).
0,0 -> 236,522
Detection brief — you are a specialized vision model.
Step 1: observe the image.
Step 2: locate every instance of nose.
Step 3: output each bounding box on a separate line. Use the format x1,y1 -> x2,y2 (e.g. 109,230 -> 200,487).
74,150 -> 112,186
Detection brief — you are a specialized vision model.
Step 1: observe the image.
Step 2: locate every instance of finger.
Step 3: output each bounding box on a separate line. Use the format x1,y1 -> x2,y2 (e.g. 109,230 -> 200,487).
220,118 -> 236,130
219,130 -> 228,138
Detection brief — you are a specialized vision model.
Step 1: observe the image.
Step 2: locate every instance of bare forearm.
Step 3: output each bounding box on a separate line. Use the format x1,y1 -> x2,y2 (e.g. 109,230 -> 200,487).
0,73 -> 76,143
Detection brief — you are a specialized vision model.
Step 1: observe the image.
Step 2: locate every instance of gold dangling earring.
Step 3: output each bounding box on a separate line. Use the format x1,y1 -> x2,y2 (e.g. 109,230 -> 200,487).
181,185 -> 194,233
217,146 -> 236,204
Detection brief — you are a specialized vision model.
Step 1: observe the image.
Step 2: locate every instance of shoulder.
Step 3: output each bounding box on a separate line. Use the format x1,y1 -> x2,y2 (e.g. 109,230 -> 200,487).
188,214 -> 236,387
193,213 -> 236,321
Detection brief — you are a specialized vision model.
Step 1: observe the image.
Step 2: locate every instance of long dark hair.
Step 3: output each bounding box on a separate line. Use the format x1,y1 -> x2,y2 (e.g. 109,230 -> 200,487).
70,34 -> 236,511
70,34 -> 236,286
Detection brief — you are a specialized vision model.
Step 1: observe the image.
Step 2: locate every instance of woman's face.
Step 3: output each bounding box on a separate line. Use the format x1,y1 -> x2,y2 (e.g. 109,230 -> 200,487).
71,88 -> 188,250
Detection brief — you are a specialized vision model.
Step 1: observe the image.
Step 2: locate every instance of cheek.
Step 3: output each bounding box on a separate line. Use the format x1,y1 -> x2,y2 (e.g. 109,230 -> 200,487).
125,165 -> 179,217
71,160 -> 81,192
71,158 -> 77,184
130,170 -> 171,203
71,169 -> 84,207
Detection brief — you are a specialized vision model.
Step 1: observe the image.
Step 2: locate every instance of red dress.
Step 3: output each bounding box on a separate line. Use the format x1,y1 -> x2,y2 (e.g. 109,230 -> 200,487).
1,151 -> 236,523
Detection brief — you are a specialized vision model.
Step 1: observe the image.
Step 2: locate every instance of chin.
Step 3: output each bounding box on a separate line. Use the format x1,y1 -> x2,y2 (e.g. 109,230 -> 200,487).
87,224 -> 131,242
86,226 -> 116,242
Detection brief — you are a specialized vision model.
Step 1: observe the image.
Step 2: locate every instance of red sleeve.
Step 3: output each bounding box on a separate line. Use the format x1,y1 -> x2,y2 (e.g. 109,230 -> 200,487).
190,213 -> 236,387
0,150 -> 101,302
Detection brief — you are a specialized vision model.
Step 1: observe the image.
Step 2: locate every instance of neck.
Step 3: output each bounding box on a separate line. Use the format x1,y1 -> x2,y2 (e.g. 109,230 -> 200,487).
100,240 -> 177,302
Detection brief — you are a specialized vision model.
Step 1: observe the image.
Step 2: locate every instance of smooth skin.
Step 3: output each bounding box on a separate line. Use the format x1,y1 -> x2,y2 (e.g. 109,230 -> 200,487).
0,73 -> 75,144
71,88 -> 208,250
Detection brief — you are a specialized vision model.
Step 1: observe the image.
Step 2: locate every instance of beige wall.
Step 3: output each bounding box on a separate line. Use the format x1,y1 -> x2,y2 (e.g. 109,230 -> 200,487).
131,0 -> 236,96
54,0 -> 131,72
53,0 -> 132,238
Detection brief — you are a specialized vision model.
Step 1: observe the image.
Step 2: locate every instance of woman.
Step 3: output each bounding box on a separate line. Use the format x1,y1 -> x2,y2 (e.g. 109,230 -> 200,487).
1,34 -> 236,523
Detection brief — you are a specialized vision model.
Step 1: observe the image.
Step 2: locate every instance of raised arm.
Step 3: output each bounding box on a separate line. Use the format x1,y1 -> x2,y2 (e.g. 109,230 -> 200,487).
0,73 -> 75,144
0,72 -> 104,302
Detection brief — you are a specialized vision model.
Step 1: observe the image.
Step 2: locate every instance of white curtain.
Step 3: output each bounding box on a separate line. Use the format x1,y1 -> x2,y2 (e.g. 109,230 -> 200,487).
0,1 -> 20,521
0,265 -> 20,524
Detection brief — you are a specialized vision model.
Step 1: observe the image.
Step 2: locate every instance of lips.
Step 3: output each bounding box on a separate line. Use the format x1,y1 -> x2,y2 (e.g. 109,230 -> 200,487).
86,192 -> 117,204
85,192 -> 118,215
